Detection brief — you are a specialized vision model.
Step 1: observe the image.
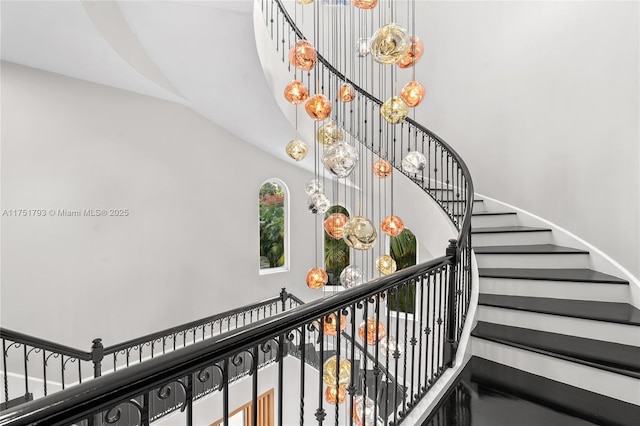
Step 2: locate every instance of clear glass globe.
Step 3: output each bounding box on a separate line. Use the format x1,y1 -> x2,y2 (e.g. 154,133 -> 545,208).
356,38 -> 370,57
307,192 -> 330,214
322,142 -> 359,178
340,265 -> 364,288
305,179 -> 323,195
380,336 -> 404,358
402,151 -> 427,174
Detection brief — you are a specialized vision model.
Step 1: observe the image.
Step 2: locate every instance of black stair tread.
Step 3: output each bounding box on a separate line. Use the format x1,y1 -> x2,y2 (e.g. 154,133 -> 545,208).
472,322 -> 640,378
479,294 -> 640,325
472,225 -> 551,234
469,357 -> 640,426
472,211 -> 517,216
478,267 -> 628,284
474,244 -> 589,255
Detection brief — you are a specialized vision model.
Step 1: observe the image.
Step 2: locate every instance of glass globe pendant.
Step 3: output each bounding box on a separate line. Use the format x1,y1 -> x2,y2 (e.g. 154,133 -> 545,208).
307,192 -> 330,214
305,94 -> 332,121
400,81 -> 426,108
322,142 -> 359,178
323,313 -> 347,336
380,336 -> 405,358
343,216 -> 377,250
402,151 -> 427,174
353,395 -> 376,426
322,355 -> 351,386
339,83 -> 356,102
370,23 -> 410,65
353,0 -> 378,10
356,38 -> 370,57
381,96 -> 409,124
289,40 -> 317,71
397,36 -> 424,69
325,385 -> 347,405
358,318 -> 387,345
317,120 -> 344,146
305,179 -> 323,195
324,212 -> 349,239
376,255 -> 397,275
283,80 -> 309,105
285,140 -> 308,161
373,159 -> 392,178
306,267 -> 328,289
295,0 -> 314,5
381,215 -> 404,236
340,265 -> 364,288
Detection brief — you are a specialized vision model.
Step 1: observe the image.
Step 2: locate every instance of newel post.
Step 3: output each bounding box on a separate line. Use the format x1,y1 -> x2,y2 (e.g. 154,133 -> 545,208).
91,338 -> 104,378
280,287 -> 288,311
444,239 -> 459,367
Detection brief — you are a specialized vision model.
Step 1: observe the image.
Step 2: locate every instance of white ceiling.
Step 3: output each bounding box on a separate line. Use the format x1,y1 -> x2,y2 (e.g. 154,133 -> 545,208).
1,0 -> 299,167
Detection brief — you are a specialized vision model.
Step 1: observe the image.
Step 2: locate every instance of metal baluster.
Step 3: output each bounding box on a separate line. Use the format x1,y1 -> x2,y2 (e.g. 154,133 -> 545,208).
23,344 -> 29,398
3,339 -> 8,406
185,374 -> 193,426
300,325 -> 306,426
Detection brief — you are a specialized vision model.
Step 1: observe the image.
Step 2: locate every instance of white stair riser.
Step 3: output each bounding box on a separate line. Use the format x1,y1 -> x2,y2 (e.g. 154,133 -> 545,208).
475,253 -> 590,269
478,306 -> 640,347
472,231 -> 553,247
471,337 -> 640,405
472,214 -> 518,228
479,278 -> 630,303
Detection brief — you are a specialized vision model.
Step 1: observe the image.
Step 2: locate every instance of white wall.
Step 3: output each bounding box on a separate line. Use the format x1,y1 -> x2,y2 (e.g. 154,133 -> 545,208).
0,61 -> 327,348
415,1 -> 639,278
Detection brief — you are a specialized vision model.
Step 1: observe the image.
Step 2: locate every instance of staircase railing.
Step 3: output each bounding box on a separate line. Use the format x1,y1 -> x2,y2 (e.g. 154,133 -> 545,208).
0,289 -> 301,410
0,0 -> 475,423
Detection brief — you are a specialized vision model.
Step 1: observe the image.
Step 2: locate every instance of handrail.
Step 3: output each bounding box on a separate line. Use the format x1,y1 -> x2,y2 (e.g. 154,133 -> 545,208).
0,329 -> 90,361
0,256 -> 450,425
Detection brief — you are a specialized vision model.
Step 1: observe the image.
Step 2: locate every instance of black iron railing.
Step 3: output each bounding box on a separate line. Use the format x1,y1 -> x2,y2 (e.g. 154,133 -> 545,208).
0,290 -> 302,411
0,0 -> 474,424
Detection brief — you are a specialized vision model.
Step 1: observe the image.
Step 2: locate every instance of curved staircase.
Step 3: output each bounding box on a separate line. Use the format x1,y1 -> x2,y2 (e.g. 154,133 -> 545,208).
468,197 -> 640,425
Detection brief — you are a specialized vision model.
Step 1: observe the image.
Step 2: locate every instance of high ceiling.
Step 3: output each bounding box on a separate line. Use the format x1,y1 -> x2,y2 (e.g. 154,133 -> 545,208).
1,0 -> 300,168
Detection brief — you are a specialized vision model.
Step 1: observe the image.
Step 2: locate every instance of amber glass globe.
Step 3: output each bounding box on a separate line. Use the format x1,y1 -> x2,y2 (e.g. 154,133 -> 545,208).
397,36 -> 424,69
339,83 -> 356,102
343,216 -> 377,250
376,255 -> 397,275
322,355 -> 351,386
381,96 -> 409,124
295,0 -> 314,5
324,213 -> 349,239
317,120 -> 344,146
352,0 -> 378,10
400,80 -> 426,108
381,215 -> 404,236
289,40 -> 317,71
323,313 -> 347,336
370,23 -> 410,65
325,385 -> 347,405
373,159 -> 392,178
283,80 -> 309,105
306,268 -> 328,289
358,318 -> 387,345
305,94 -> 332,121
285,140 -> 308,161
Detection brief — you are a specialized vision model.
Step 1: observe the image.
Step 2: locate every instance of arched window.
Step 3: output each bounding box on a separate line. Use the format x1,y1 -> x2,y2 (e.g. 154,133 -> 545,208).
389,229 -> 417,313
259,180 -> 289,273
324,205 -> 350,286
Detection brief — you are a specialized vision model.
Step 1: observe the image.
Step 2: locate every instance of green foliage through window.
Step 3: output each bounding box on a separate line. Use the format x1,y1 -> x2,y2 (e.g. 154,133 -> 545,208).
259,182 -> 285,269
324,205 -> 350,285
389,229 -> 417,314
